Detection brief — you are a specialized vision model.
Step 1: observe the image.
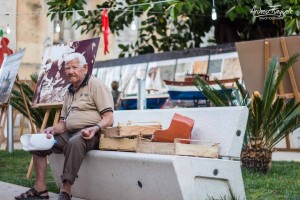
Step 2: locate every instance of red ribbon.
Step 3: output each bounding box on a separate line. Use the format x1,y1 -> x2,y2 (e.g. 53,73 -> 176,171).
0,37 -> 13,67
102,8 -> 110,55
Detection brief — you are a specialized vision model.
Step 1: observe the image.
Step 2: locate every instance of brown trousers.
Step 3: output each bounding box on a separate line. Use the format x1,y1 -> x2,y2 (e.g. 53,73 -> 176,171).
31,130 -> 99,184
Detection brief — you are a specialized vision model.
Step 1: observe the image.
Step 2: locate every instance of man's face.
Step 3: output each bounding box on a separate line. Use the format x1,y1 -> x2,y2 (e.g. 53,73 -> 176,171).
65,58 -> 88,86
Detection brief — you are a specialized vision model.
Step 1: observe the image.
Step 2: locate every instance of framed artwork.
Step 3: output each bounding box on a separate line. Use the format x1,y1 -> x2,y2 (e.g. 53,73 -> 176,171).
96,67 -> 106,82
92,68 -> 98,77
206,52 -> 242,81
90,43 -> 242,109
0,48 -> 26,104
207,57 -> 223,80
32,37 -> 100,106
221,52 -> 242,80
121,63 -> 147,95
236,36 -> 300,95
176,56 -> 209,81
96,66 -> 121,90
146,60 -> 176,93
193,60 -> 209,74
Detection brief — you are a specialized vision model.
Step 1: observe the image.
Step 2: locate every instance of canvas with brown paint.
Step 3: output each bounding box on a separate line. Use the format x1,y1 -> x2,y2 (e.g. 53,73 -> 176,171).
236,35 -> 300,97
32,38 -> 100,106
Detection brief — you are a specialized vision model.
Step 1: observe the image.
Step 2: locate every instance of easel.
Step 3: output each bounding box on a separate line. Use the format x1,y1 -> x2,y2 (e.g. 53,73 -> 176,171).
0,74 -> 36,148
13,109 -> 26,138
11,75 -> 60,179
26,102 -> 62,179
264,37 -> 300,152
15,75 -> 37,134
0,37 -> 14,146
0,102 -> 9,145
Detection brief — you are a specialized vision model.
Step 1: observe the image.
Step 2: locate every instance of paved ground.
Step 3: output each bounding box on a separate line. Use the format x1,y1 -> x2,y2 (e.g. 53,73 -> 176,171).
273,151 -> 300,161
0,181 -> 84,200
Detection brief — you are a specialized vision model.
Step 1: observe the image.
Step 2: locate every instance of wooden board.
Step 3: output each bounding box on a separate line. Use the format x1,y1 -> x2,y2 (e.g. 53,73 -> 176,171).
174,143 -> 218,158
137,140 -> 219,158
103,123 -> 161,138
137,140 -> 175,155
102,127 -> 119,138
99,136 -> 219,158
99,137 -> 138,152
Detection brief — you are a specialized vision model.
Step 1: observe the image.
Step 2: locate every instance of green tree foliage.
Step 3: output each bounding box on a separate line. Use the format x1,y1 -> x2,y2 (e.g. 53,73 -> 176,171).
47,0 -> 300,57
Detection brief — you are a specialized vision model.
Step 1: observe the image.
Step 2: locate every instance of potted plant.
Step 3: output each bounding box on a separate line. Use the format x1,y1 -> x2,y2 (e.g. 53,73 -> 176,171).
193,54 -> 300,173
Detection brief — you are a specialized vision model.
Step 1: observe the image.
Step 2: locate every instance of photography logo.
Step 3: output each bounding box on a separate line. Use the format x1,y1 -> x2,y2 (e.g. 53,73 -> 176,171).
250,5 -> 293,20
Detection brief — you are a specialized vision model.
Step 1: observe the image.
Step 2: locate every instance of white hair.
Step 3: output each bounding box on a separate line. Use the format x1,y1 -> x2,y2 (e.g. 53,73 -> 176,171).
64,52 -> 87,67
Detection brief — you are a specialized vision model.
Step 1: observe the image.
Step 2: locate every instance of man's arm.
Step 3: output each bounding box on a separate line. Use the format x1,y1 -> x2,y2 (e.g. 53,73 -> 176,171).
81,111 -> 114,140
98,111 -> 114,129
43,119 -> 67,135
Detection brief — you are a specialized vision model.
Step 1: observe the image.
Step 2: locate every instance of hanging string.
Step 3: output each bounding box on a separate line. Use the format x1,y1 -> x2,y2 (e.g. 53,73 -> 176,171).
0,0 -> 176,16
0,0 -> 225,19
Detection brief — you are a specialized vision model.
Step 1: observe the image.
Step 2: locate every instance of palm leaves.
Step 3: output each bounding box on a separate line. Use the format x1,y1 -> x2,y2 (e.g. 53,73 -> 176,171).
10,73 -> 56,130
194,78 -> 236,106
266,98 -> 300,149
193,53 -> 300,151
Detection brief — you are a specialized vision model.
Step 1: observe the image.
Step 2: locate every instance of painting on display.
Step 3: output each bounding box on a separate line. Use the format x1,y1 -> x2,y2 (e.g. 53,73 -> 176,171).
92,68 -> 98,77
207,58 -> 223,80
205,52 -> 242,81
32,37 -> 100,106
96,66 -> 121,90
121,63 -> 147,95
221,52 -> 242,80
193,60 -> 209,75
96,68 -> 106,83
236,36 -> 300,95
0,48 -> 26,104
175,61 -> 194,81
146,60 -> 176,93
175,56 -> 209,81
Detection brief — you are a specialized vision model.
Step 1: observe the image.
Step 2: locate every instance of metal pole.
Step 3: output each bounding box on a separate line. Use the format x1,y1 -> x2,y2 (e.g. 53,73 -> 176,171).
137,78 -> 146,110
7,105 -> 14,152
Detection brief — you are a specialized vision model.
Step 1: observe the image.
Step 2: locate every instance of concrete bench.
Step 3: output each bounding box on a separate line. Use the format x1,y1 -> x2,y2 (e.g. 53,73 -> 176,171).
49,106 -> 248,200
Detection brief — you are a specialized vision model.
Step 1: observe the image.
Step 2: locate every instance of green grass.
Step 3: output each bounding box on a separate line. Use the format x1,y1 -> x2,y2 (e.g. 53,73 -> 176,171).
0,150 -> 300,199
0,150 -> 59,193
243,161 -> 300,199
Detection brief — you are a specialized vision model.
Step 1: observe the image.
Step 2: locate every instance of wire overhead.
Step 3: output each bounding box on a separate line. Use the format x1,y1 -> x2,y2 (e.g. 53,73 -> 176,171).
0,0 -> 177,16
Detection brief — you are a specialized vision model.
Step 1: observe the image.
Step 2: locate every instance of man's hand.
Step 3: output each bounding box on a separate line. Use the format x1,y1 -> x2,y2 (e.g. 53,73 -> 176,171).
81,126 -> 99,140
42,120 -> 66,135
43,126 -> 55,135
81,111 -> 113,140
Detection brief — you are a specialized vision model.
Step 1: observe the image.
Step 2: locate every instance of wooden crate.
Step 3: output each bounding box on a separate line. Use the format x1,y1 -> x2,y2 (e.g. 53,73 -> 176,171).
102,122 -> 161,138
99,136 -> 218,158
99,137 -> 138,152
137,139 -> 219,158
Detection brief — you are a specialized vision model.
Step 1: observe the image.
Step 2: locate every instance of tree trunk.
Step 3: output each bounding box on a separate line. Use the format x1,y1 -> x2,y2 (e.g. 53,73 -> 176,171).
241,147 -> 272,174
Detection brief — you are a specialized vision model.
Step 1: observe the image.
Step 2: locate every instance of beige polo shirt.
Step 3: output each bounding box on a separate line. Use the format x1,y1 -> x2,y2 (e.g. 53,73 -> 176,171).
61,75 -> 113,130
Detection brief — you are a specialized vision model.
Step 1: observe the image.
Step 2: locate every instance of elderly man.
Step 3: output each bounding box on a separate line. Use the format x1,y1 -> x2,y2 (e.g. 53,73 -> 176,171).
15,53 -> 114,200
